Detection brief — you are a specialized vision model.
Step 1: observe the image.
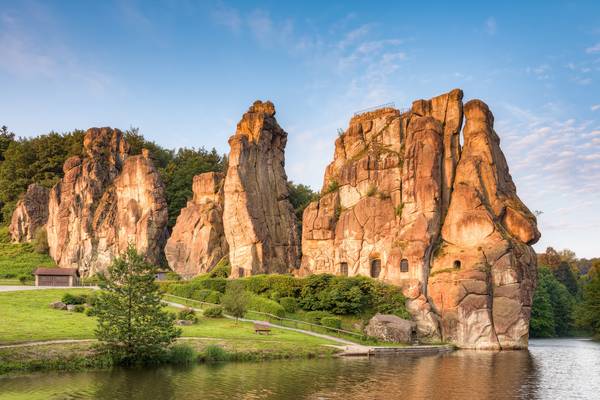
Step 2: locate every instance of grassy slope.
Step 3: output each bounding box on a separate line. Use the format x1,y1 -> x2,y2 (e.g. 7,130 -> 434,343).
0,289 -> 337,347
0,289 -> 339,373
0,226 -> 55,279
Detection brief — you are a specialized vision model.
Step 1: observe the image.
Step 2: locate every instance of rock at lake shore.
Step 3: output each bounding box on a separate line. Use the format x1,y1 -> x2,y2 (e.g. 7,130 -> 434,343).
299,90 -> 540,349
365,314 -> 417,343
223,101 -> 300,277
9,183 -> 50,242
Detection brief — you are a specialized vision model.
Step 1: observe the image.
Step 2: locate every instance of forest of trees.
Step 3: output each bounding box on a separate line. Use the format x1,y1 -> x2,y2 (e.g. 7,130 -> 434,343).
0,125 -> 317,231
531,247 -> 600,339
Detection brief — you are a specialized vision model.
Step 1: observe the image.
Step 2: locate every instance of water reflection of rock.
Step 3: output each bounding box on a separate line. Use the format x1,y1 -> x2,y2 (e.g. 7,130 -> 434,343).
311,351 -> 538,400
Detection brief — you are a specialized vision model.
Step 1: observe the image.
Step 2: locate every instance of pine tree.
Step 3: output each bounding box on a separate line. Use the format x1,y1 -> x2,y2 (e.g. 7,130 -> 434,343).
94,245 -> 180,364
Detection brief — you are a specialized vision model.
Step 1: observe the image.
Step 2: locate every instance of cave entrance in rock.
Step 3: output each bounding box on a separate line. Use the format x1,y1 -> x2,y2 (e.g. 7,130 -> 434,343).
453,260 -> 461,269
340,262 -> 348,276
400,258 -> 409,273
238,268 -> 245,277
370,259 -> 381,278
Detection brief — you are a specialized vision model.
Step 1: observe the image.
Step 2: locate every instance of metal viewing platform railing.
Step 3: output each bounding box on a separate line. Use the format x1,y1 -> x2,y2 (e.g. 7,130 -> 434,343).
353,102 -> 396,116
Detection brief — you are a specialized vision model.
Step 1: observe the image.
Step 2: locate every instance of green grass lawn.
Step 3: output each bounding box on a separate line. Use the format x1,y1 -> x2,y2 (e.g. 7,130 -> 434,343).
0,226 -> 55,279
0,289 -> 97,344
0,289 -> 338,349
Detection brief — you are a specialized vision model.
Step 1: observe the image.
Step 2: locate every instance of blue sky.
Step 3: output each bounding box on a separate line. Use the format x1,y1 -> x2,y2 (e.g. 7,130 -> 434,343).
1,1 -> 599,258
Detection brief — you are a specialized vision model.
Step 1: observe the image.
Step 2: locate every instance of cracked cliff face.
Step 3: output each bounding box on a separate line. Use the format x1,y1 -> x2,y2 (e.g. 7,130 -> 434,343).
223,101 -> 301,277
9,183 -> 50,243
300,90 -> 540,349
46,128 -> 168,276
165,172 -> 228,277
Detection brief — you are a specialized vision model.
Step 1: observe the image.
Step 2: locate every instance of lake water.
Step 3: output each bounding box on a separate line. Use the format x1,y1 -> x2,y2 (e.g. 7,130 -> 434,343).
1,339 -> 599,399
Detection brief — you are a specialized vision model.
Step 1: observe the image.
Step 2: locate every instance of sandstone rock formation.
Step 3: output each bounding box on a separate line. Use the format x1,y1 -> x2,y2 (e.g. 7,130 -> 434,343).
300,90 -> 540,349
365,314 -> 417,343
165,172 -> 228,277
46,128 -> 168,276
9,183 -> 49,242
223,101 -> 300,277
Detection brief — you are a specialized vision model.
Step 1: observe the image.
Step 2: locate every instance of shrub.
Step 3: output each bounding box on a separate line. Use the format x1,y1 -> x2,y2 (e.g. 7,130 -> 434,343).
203,306 -> 223,318
85,307 -> 97,317
299,274 -> 334,311
248,294 -> 285,317
33,228 -> 49,254
165,272 -> 182,281
190,289 -> 220,304
73,304 -> 85,313
279,297 -> 298,313
61,293 -> 86,305
177,307 -> 198,323
324,180 -> 339,194
320,316 -> 342,329
209,257 -> 231,278
299,275 -> 373,315
18,274 -> 33,284
168,344 -> 197,365
366,185 -> 377,197
304,311 -> 333,325
83,292 -> 98,306
196,277 -> 227,293
168,283 -> 195,299
203,344 -> 229,362
372,282 -> 410,319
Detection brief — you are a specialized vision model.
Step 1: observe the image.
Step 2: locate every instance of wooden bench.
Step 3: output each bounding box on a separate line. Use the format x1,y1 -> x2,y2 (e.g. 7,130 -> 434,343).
254,322 -> 271,335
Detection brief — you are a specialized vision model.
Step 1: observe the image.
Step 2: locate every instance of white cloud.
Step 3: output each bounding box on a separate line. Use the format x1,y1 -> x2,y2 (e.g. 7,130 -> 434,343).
585,42 -> 600,54
591,104 -> 600,111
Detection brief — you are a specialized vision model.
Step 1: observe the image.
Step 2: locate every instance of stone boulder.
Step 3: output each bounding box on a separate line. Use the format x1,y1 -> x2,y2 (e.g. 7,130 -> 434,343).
9,183 -> 50,242
165,172 -> 228,277
46,128 -> 168,276
49,301 -> 66,310
223,101 -> 300,277
365,314 -> 417,343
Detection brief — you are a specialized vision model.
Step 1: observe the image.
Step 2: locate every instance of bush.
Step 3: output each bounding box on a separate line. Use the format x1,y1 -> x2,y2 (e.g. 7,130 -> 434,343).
248,294 -> 285,317
83,292 -> 98,306
209,258 -> 231,278
73,304 -> 85,313
299,275 -> 373,314
190,289 -> 221,304
33,228 -> 49,254
85,307 -> 97,317
165,272 -> 182,281
203,344 -> 229,362
168,344 -> 197,365
177,307 -> 198,323
304,311 -> 333,325
238,274 -> 303,298
203,306 -> 223,318
167,283 -> 195,299
18,274 -> 33,284
279,297 -> 298,313
61,293 -> 86,305
372,283 -> 410,319
189,277 -> 228,293
320,316 -> 342,329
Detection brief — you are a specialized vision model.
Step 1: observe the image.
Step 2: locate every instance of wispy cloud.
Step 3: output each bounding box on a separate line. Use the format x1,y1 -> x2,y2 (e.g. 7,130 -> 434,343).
585,42 -> 600,54
592,104 -> 600,111
0,8 -> 114,95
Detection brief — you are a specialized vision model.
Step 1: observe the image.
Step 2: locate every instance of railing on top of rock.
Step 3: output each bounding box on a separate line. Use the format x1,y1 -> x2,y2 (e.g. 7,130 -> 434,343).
353,102 -> 396,116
